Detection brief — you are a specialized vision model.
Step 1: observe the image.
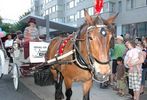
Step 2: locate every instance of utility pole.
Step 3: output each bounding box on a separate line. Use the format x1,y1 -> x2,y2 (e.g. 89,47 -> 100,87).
45,15 -> 50,42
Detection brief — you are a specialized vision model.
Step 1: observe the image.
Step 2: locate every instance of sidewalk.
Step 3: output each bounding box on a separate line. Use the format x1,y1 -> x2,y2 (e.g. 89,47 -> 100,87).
20,77 -> 127,100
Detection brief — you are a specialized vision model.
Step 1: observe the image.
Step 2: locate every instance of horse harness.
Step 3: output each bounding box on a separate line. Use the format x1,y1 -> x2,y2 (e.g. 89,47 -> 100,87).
51,23 -> 111,73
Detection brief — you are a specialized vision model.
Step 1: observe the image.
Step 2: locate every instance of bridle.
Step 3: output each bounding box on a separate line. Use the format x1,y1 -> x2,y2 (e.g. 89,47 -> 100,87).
73,23 -> 111,71
86,25 -> 110,65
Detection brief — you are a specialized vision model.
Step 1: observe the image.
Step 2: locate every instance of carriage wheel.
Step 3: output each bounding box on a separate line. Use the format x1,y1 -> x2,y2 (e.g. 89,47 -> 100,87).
0,72 -> 3,79
13,63 -> 19,91
0,65 -> 2,79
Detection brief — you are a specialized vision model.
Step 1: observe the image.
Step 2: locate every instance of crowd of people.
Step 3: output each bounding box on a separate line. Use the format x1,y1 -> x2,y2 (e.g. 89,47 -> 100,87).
110,34 -> 147,100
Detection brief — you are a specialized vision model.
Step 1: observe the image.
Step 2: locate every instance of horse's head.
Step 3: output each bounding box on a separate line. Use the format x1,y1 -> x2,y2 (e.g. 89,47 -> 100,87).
78,10 -> 118,82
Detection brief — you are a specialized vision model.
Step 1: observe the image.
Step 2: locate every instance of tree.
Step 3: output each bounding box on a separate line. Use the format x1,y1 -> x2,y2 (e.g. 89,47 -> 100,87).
0,16 -> 3,26
0,23 -> 15,33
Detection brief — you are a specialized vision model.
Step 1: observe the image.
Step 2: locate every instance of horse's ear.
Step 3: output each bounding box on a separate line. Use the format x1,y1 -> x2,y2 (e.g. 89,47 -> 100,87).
106,13 -> 119,24
84,9 -> 93,25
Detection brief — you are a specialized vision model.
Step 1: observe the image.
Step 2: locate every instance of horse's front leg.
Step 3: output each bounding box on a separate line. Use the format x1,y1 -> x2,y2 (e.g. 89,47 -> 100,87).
64,78 -> 73,100
82,79 -> 92,100
55,72 -> 64,100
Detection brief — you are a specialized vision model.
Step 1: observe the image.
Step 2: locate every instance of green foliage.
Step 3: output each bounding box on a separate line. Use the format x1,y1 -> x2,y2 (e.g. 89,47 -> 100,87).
0,16 -> 2,26
1,23 -> 15,33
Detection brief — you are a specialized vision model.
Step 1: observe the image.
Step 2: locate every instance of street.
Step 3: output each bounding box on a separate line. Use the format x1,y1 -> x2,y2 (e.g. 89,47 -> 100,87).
0,75 -> 41,100
0,75 -> 147,100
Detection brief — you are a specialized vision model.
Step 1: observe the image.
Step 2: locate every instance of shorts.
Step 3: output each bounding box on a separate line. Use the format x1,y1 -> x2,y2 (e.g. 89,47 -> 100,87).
129,72 -> 141,91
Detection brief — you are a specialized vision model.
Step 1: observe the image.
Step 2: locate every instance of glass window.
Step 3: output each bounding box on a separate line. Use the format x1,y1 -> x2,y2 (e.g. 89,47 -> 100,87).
88,7 -> 94,15
122,24 -> 130,35
137,23 -> 146,37
67,15 -> 75,22
74,14 -> 77,21
52,6 -> 56,12
135,0 -> 146,8
76,11 -> 80,19
126,0 -> 134,10
103,2 -> 109,12
46,9 -> 49,15
49,8 -> 52,13
70,15 -> 75,22
69,1 -> 74,8
56,5 -> 64,11
75,0 -> 80,6
80,10 -> 84,18
109,2 -> 115,12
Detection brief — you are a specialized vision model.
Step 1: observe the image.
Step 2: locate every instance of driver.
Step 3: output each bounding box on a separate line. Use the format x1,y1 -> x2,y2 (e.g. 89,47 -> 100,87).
23,18 -> 40,60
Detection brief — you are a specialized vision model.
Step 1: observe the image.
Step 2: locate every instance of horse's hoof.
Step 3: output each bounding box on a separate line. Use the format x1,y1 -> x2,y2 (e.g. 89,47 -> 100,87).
55,92 -> 64,100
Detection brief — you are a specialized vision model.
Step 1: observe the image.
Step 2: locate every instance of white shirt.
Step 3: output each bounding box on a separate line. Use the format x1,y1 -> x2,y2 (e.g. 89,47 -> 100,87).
5,39 -> 13,48
124,48 -> 141,68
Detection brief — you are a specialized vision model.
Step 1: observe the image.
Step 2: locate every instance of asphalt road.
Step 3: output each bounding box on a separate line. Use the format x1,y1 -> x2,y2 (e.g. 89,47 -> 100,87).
0,75 -> 41,100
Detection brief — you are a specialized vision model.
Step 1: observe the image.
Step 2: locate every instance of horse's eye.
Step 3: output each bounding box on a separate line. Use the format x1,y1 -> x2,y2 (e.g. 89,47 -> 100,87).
88,36 -> 93,40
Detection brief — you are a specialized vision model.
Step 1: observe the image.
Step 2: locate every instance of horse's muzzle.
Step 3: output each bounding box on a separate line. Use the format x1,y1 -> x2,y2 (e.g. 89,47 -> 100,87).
92,72 -> 110,83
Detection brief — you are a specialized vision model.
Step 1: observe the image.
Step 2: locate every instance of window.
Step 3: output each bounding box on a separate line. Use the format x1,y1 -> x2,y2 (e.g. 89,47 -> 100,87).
103,2 -> 115,13
109,2 -> 115,12
69,1 -> 74,8
137,23 -> 146,37
122,24 -> 130,35
80,10 -> 84,18
52,6 -> 56,12
135,0 -> 146,8
88,7 -> 94,15
103,2 -> 109,12
49,8 -> 52,13
76,11 -> 80,19
67,15 -> 75,22
126,0 -> 134,10
118,1 -> 122,12
75,0 -> 80,6
56,5 -> 64,11
45,0 -> 49,4
45,9 -> 49,15
67,0 -> 75,9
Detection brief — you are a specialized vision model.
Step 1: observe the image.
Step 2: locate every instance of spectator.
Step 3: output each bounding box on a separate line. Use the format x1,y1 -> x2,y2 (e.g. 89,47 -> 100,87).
23,18 -> 40,59
124,40 -> 145,100
110,36 -> 126,87
5,34 -> 13,63
116,57 -> 126,96
140,37 -> 147,95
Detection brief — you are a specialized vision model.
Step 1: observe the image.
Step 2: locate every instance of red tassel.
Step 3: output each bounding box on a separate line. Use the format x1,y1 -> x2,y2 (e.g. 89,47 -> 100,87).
95,0 -> 103,14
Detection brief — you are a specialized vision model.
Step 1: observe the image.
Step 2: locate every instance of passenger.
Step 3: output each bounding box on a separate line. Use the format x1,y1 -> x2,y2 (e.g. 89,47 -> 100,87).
5,34 -> 13,63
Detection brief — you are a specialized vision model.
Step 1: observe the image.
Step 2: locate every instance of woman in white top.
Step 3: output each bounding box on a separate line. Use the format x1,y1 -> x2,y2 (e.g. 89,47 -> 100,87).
5,34 -> 13,63
124,40 -> 145,100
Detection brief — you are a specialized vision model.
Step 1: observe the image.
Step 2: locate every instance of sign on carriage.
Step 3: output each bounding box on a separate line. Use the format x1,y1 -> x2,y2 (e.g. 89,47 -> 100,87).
29,42 -> 49,63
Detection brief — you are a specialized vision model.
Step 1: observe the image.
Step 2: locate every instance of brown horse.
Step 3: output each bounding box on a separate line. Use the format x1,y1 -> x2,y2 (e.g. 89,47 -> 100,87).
46,10 -> 118,100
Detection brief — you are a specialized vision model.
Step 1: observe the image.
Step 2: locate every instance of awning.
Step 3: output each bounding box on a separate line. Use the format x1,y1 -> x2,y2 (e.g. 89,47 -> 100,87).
20,14 -> 77,32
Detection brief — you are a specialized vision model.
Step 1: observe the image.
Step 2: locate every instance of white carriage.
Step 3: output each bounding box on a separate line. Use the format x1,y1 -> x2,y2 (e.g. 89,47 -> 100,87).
0,40 -> 19,91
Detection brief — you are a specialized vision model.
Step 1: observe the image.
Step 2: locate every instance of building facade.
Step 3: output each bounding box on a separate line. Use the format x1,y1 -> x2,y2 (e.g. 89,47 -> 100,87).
31,0 -> 147,37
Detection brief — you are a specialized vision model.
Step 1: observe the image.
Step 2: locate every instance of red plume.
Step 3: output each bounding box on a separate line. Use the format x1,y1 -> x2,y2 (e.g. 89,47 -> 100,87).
94,0 -> 104,14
